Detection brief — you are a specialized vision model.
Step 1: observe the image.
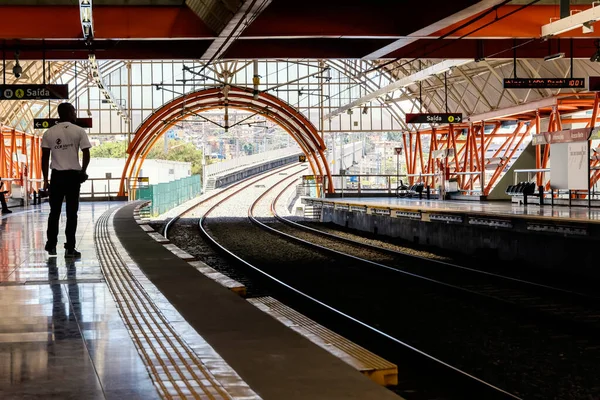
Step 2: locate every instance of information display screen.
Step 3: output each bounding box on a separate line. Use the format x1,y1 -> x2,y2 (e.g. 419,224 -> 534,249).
503,78 -> 585,89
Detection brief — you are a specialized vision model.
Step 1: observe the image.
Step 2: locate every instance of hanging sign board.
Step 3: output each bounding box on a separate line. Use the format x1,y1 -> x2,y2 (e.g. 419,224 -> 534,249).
405,113 -> 463,124
549,128 -> 591,144
532,128 -> 591,145
503,78 -> 585,89
33,118 -> 93,129
0,84 -> 69,100
531,134 -> 548,146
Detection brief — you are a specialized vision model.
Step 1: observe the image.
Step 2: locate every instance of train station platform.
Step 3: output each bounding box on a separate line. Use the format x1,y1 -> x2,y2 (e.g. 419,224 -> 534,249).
304,197 -> 600,275
0,202 -> 400,400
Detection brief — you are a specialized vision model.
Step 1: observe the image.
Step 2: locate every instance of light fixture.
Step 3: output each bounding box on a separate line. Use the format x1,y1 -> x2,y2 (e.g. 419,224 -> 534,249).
12,50 -> 22,79
362,105 -> 368,115
541,4 -> 600,37
591,40 -> 600,62
544,52 -> 565,62
79,0 -> 94,42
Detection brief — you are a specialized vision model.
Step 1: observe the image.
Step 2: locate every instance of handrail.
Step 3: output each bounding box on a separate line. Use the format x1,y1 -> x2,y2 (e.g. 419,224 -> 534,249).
454,172 -> 481,176
514,168 -> 550,173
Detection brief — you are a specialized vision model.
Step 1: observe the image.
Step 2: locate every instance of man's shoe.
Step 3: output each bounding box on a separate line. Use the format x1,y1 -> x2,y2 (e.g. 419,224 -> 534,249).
44,243 -> 57,256
65,249 -> 81,258
1,209 -> 11,214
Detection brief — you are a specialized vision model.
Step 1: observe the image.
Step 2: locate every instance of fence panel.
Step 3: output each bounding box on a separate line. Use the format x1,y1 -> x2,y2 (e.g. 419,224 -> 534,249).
134,175 -> 201,217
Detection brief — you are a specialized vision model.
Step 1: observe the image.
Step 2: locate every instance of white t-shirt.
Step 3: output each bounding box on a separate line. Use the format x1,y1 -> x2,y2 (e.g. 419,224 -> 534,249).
41,122 -> 92,171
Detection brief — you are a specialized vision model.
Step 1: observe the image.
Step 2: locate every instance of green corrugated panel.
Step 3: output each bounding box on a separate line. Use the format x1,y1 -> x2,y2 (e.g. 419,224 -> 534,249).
144,175 -> 201,217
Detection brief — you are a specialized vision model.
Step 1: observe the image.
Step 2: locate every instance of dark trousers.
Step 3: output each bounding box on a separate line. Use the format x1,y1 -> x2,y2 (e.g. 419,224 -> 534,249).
47,170 -> 81,250
0,193 -> 8,211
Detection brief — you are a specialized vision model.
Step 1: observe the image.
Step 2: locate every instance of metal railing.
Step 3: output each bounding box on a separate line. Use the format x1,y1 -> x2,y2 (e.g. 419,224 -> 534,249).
81,178 -> 128,199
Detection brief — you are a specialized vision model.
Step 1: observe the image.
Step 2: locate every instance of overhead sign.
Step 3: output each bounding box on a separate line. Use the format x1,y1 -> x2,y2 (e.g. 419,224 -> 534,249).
532,128 -> 591,146
531,134 -> 548,146
503,78 -> 585,89
137,177 -> 150,183
0,84 -> 69,100
405,113 -> 463,124
550,128 -> 591,144
33,118 -> 93,129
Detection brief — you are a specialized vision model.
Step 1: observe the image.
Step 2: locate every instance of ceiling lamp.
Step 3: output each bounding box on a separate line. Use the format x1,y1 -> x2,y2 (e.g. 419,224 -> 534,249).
544,52 -> 565,62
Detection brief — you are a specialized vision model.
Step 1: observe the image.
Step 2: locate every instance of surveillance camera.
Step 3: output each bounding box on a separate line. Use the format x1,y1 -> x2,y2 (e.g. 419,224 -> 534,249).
13,64 -> 22,79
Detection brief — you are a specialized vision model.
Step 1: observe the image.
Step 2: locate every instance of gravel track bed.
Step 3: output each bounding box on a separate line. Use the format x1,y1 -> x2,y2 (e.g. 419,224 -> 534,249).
148,166 -> 307,297
204,182 -> 598,400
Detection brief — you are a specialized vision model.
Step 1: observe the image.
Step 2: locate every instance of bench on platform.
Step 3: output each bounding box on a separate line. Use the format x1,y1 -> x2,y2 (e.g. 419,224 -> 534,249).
506,182 -> 543,205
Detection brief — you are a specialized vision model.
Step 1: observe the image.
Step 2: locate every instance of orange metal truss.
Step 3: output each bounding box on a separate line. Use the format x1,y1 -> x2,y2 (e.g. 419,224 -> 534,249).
0,125 -> 42,195
118,87 -> 333,196
402,93 -> 600,196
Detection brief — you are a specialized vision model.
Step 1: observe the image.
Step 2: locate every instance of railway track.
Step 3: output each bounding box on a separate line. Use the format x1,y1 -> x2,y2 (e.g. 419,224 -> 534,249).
266,179 -> 600,336
192,170 -> 520,400
165,167 -> 600,399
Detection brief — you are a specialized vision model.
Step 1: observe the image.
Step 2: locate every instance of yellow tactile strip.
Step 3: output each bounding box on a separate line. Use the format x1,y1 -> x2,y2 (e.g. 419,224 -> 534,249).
95,205 -> 261,400
249,296 -> 398,387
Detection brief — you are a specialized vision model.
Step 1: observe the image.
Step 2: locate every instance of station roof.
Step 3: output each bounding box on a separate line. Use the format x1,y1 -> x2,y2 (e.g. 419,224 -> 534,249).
1,0 -> 600,60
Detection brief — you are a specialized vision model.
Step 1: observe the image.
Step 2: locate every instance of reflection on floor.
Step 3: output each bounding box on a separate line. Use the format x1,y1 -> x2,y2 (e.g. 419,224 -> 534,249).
0,203 -> 159,400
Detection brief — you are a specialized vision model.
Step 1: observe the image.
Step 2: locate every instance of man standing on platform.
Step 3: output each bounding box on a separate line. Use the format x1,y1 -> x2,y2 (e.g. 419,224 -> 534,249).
42,103 -> 91,258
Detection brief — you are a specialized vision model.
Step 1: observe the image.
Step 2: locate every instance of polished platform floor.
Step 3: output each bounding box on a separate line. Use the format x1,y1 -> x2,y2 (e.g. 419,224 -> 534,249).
0,203 -> 161,399
321,197 -> 600,224
1,203 -> 400,400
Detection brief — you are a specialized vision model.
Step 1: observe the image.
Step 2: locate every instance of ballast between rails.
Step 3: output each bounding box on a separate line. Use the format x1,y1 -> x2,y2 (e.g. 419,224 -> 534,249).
239,174 -> 521,400
163,163 -> 303,239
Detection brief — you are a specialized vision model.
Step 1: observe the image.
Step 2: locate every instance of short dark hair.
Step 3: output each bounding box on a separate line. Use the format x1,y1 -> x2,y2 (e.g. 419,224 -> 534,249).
57,102 -> 75,119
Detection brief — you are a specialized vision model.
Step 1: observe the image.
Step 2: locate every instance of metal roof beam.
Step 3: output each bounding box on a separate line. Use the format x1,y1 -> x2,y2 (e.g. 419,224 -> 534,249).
363,0 -> 508,59
324,59 -> 471,120
467,96 -> 559,122
199,0 -> 273,61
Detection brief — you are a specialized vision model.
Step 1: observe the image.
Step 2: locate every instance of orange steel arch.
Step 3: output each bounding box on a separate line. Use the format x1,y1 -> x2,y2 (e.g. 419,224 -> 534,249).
118,87 -> 333,196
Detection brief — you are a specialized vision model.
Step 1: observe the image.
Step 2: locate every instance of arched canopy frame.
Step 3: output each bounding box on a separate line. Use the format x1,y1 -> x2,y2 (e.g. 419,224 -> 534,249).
118,87 -> 333,196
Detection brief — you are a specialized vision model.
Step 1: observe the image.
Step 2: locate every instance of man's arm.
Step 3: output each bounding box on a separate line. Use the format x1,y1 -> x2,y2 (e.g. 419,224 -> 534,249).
81,148 -> 90,173
42,148 -> 51,190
